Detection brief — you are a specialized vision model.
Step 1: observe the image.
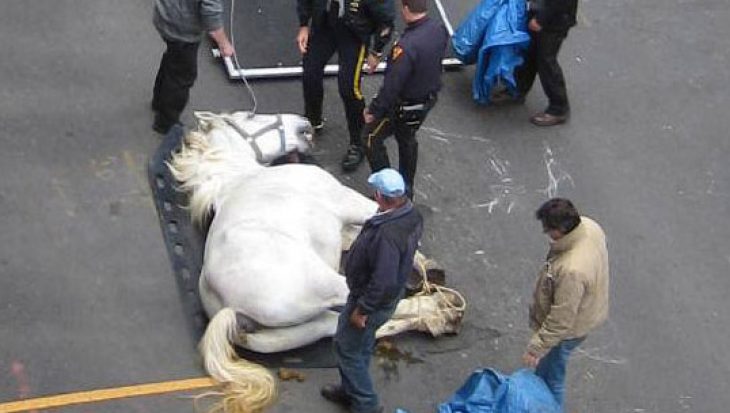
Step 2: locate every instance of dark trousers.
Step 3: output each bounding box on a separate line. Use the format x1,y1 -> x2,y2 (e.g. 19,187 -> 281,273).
516,29 -> 570,116
334,296 -> 398,413
152,40 -> 199,129
302,18 -> 367,146
363,101 -> 433,197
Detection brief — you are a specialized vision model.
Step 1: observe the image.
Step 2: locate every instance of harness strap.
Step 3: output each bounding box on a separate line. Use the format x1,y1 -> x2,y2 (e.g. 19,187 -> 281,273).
223,117 -> 264,163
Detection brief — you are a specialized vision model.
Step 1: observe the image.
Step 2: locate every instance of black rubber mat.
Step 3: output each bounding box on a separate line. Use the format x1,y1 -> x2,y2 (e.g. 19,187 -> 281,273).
147,124 -> 336,368
223,0 -> 458,69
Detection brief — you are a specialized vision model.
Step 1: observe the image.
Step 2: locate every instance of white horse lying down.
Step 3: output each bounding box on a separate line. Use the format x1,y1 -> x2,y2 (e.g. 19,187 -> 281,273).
169,112 -> 464,413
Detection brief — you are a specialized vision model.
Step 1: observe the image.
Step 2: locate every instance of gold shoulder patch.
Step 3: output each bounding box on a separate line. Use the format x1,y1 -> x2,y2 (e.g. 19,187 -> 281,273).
392,45 -> 404,61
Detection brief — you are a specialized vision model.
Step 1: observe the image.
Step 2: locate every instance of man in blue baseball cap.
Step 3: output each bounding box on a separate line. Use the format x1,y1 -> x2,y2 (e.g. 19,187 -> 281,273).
321,168 -> 423,413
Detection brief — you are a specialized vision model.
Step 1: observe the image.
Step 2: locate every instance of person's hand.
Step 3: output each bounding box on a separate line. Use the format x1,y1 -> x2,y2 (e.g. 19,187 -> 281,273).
297,26 -> 310,55
363,108 -> 375,124
219,42 -> 235,58
528,18 -> 542,32
522,351 -> 541,368
366,53 -> 381,75
349,306 -> 368,329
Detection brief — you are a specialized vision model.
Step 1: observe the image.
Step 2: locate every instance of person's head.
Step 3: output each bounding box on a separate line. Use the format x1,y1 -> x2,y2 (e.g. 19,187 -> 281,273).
401,0 -> 429,22
367,168 -> 408,210
535,198 -> 581,241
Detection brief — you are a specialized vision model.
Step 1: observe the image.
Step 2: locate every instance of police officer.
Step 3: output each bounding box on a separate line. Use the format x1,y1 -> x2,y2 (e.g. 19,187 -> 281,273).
296,0 -> 395,171
362,0 -> 448,199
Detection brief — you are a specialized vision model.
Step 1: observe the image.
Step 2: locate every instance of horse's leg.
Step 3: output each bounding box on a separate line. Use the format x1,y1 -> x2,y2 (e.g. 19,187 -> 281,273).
235,310 -> 340,353
334,184 -> 378,226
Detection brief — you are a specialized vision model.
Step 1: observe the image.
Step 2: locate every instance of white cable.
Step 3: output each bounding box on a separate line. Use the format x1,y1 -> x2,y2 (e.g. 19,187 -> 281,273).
228,0 -> 257,116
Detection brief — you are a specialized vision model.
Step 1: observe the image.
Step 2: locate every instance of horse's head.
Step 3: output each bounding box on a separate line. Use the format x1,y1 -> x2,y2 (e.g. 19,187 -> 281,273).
170,111 -> 315,225
194,111 -> 313,165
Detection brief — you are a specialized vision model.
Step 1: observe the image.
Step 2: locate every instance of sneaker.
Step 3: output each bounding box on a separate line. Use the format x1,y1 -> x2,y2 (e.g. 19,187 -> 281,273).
320,384 -> 351,407
341,145 -> 364,172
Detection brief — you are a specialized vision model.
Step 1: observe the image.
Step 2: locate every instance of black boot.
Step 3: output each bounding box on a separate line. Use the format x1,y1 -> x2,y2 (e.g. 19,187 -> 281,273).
341,145 -> 364,172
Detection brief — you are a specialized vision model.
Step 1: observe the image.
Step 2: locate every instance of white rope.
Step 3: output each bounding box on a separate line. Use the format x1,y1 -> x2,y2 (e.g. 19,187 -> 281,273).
228,0 -> 258,116
408,259 -> 467,334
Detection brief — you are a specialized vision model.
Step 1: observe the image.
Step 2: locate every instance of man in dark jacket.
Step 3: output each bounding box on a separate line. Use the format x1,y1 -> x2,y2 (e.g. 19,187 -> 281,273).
321,168 -> 423,413
512,0 -> 578,126
151,0 -> 234,134
362,0 -> 448,199
296,0 -> 395,172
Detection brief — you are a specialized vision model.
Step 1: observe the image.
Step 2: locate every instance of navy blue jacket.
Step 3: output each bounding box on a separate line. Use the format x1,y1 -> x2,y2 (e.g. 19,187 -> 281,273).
344,202 -> 423,315
369,16 -> 449,119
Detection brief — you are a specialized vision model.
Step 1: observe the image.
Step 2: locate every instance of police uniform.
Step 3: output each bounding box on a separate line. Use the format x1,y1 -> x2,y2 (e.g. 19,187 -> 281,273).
297,0 -> 394,167
364,15 -> 448,198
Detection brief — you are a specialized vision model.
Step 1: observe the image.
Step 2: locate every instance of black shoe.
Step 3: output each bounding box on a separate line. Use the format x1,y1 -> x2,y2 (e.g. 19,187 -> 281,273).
490,90 -> 525,105
312,119 -> 325,135
341,145 -> 364,172
530,112 -> 569,126
321,384 -> 351,407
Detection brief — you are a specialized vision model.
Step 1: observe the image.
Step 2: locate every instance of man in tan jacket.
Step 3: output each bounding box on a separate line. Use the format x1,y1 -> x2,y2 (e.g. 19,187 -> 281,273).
522,198 -> 609,409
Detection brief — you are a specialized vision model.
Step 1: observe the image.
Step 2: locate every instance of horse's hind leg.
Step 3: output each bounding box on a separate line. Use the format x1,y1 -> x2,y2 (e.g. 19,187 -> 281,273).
236,310 -> 340,353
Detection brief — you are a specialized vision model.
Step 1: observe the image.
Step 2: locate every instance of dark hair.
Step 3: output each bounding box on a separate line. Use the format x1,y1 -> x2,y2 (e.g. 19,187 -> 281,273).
402,0 -> 429,13
535,198 -> 581,234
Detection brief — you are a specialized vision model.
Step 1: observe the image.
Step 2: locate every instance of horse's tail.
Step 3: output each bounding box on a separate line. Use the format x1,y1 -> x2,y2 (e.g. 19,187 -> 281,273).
167,128 -> 250,226
199,307 -> 277,413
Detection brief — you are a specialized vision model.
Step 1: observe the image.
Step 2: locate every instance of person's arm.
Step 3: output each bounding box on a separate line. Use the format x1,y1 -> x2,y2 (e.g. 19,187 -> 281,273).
209,27 -> 234,57
526,271 -> 585,358
366,0 -> 395,56
368,46 -> 413,119
200,0 -> 234,57
296,0 -> 314,27
296,0 -> 313,54
534,0 -> 558,29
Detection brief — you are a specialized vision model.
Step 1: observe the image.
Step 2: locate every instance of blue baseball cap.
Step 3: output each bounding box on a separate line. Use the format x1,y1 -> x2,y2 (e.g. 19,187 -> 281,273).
367,168 -> 405,197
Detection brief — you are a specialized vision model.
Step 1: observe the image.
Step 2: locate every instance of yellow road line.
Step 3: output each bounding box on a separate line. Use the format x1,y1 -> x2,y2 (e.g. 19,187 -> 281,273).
0,377 -> 216,413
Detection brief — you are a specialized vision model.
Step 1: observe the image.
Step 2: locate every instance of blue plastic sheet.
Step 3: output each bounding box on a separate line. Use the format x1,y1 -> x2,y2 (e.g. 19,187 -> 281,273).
437,368 -> 561,413
452,0 -> 530,104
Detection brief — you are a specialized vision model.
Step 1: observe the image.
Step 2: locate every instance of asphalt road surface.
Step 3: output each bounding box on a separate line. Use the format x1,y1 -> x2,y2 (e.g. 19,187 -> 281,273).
1,0 -> 728,412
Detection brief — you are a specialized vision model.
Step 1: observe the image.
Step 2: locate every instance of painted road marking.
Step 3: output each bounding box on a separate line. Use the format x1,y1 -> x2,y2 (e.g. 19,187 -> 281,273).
0,377 -> 216,413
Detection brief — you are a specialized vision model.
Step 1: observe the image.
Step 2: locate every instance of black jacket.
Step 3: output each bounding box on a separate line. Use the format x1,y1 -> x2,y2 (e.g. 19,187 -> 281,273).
344,202 -> 423,315
297,0 -> 395,54
533,0 -> 578,32
369,16 -> 449,119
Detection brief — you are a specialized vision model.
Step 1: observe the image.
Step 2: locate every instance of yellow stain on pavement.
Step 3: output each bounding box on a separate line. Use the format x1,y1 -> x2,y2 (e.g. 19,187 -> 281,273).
0,377 -> 216,413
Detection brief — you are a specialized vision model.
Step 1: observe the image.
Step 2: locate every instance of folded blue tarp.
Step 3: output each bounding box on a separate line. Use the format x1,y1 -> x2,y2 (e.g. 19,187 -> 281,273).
452,0 -> 530,104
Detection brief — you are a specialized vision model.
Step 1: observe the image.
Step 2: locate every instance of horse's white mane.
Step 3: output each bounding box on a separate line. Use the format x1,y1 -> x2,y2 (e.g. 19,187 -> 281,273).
168,127 -> 256,225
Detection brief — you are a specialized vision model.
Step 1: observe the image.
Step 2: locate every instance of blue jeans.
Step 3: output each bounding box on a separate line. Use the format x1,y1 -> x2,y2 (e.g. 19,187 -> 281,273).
535,336 -> 586,410
334,296 -> 398,413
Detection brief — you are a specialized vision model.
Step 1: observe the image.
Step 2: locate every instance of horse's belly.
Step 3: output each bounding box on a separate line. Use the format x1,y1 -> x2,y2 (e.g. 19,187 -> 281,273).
203,230 -> 346,327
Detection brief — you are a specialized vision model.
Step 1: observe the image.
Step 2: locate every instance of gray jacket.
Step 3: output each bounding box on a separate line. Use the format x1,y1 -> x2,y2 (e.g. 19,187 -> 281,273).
153,0 -> 224,43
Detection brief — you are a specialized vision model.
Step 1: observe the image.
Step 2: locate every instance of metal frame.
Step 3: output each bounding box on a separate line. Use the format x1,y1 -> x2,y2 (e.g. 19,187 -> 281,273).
216,0 -> 461,80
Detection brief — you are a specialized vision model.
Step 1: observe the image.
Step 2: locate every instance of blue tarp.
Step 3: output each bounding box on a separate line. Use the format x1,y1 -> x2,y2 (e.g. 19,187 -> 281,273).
451,0 -> 530,104
436,368 -> 561,413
